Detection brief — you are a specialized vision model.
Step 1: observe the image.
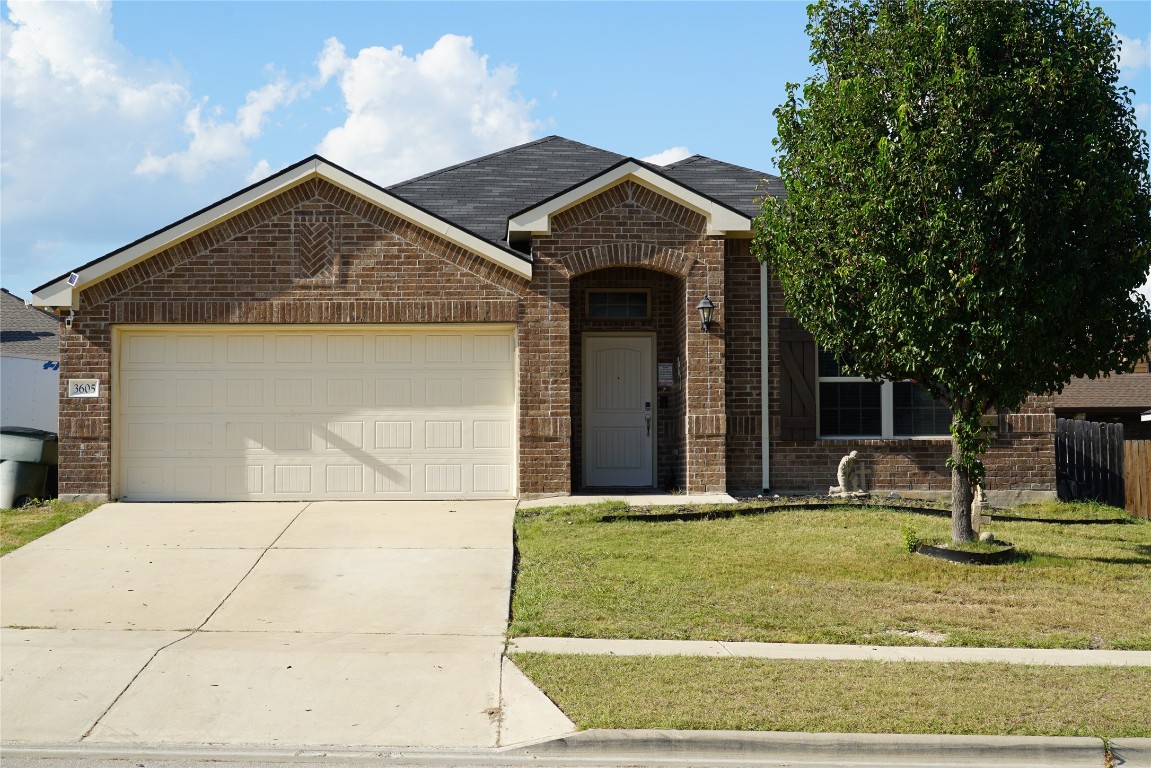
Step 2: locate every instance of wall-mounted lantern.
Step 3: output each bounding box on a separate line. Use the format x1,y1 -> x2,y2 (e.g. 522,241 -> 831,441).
696,295 -> 715,331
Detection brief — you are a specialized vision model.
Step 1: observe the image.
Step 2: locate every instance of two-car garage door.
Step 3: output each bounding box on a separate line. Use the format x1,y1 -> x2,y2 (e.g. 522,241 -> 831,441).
116,327 -> 516,501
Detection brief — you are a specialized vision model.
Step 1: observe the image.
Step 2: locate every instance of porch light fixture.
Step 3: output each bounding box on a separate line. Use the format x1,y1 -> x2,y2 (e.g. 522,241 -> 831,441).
697,295 -> 715,331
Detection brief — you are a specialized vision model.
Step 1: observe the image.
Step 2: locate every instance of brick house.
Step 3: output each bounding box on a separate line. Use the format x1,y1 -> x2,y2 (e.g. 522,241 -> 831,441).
32,137 -> 1056,503
1054,354 -> 1151,440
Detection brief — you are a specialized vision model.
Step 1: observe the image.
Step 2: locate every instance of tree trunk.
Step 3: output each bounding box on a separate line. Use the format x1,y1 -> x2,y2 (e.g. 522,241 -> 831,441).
951,438 -> 975,543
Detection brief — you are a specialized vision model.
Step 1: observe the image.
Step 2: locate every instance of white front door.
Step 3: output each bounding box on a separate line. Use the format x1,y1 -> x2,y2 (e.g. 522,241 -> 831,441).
584,335 -> 654,487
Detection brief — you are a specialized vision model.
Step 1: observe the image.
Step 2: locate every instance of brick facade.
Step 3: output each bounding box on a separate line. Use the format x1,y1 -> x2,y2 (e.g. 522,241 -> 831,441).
56,168 -> 1057,503
724,238 -> 764,493
60,179 -> 527,499
763,264 -> 1056,500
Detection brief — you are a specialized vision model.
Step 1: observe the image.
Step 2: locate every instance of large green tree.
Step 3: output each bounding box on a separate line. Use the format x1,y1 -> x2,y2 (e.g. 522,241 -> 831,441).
755,0 -> 1151,541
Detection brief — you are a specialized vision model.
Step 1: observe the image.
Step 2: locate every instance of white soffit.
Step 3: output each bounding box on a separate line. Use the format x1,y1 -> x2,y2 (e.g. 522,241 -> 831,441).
32,158 -> 531,308
507,161 -> 752,238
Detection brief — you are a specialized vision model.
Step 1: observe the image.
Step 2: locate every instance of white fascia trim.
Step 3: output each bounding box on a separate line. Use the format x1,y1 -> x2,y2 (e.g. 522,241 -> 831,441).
507,161 -> 751,238
33,159 -> 530,308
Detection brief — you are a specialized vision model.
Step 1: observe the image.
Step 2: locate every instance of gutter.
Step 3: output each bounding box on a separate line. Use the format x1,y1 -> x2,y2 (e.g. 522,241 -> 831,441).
761,262 -> 771,491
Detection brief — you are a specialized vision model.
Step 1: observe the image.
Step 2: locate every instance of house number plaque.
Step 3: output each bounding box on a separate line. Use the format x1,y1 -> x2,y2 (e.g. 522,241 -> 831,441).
67,379 -> 100,398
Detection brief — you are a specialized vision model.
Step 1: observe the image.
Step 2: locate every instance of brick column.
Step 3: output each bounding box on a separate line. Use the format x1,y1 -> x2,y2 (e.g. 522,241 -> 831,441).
517,258 -> 573,497
57,302 -> 113,502
683,237 -> 727,493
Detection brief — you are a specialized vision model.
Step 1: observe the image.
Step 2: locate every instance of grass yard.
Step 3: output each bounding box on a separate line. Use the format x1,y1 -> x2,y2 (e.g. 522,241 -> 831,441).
510,502 -> 1151,649
512,653 -> 1151,737
992,500 -> 1132,522
1,500 -> 101,556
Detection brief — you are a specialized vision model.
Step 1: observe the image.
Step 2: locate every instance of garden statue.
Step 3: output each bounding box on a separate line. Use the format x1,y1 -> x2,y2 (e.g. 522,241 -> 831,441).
971,485 -> 988,533
829,451 -> 867,497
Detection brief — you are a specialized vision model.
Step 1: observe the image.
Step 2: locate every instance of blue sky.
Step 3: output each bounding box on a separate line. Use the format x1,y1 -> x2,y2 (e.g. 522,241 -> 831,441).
2,0 -> 1149,301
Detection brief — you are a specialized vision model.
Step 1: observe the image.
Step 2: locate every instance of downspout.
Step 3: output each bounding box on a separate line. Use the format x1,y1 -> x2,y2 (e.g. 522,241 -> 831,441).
760,262 -> 771,491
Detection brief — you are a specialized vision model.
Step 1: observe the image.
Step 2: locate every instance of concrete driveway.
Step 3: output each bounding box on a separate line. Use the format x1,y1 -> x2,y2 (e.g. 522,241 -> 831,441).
0,501 -> 571,749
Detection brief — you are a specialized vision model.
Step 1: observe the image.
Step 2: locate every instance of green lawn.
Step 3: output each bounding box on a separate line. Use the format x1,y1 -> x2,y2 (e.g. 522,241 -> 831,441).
510,502 -> 1151,649
992,500 -> 1132,522
513,653 -> 1151,737
1,500 -> 101,555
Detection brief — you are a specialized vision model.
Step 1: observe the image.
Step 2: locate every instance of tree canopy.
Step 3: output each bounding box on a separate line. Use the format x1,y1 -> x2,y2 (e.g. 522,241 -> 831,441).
755,0 -> 1151,540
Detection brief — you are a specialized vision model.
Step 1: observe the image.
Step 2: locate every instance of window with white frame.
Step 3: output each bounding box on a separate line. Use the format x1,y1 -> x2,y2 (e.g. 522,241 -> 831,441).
818,350 -> 952,438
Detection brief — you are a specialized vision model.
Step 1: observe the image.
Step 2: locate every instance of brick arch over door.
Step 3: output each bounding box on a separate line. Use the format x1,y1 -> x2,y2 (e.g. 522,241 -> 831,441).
557,243 -> 696,280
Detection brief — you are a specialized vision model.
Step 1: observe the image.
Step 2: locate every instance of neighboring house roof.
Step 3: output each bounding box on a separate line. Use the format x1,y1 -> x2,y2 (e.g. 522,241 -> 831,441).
32,136 -> 781,308
1054,369 -> 1151,412
0,288 -> 60,361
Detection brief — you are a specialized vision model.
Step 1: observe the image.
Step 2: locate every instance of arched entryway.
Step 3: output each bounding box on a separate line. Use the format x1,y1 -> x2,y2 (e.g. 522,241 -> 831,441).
569,267 -> 687,491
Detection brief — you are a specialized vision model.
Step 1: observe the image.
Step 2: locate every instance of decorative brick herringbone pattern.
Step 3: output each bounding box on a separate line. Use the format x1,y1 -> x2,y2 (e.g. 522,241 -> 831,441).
297,217 -> 335,280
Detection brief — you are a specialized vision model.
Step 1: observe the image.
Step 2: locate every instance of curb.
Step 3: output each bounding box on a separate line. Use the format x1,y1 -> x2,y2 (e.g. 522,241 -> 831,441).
0,731 -> 1115,767
508,730 -> 1108,767
1110,738 -> 1151,767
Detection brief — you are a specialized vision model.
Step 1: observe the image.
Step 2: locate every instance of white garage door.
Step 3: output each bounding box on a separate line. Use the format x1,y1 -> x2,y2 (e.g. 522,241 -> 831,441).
116,327 -> 516,501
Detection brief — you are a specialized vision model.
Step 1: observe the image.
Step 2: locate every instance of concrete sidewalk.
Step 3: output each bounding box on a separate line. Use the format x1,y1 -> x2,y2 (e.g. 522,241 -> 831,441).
510,637 -> 1151,666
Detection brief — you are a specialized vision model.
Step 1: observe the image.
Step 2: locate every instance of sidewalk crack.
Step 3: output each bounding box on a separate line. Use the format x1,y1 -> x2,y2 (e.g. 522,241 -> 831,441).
78,503 -> 312,741
196,502 -> 311,630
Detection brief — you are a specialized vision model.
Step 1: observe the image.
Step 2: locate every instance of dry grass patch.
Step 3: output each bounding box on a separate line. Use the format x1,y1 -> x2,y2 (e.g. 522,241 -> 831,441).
511,502 -> 1151,649
513,653 -> 1151,737
1,500 -> 101,555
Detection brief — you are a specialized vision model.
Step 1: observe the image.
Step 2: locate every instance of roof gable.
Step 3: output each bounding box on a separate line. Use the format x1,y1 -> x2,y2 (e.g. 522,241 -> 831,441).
32,156 -> 532,308
33,137 -> 780,308
507,158 -> 754,238
388,136 -> 626,245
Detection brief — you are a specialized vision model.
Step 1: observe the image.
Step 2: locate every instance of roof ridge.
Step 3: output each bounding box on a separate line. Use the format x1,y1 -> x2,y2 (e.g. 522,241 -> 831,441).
659,154 -> 707,169
671,154 -> 781,180
0,288 -> 61,324
388,135 -> 567,190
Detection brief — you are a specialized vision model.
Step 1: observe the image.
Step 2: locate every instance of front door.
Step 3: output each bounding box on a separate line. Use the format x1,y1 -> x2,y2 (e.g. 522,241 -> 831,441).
584,335 -> 654,487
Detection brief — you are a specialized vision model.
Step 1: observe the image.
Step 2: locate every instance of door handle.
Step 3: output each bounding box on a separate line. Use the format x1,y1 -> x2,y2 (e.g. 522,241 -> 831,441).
645,402 -> 652,437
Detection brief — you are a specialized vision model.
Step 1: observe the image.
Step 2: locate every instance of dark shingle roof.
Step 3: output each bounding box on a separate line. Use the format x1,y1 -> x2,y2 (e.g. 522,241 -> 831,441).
0,288 -> 60,360
661,155 -> 784,218
35,137 -> 780,296
388,136 -> 781,246
388,136 -> 626,245
1054,368 -> 1151,411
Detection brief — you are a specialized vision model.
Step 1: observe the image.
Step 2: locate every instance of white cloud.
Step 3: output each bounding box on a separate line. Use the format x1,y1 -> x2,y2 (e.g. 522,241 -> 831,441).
1117,34 -> 1151,81
246,159 -> 273,185
0,9 -> 545,298
315,34 -> 540,184
136,77 -> 304,182
641,147 -> 692,166
1,0 -> 192,289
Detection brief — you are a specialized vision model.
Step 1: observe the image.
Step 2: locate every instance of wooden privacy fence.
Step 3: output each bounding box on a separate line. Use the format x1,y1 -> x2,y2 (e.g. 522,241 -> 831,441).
1055,418 -> 1125,508
1125,440 -> 1151,520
